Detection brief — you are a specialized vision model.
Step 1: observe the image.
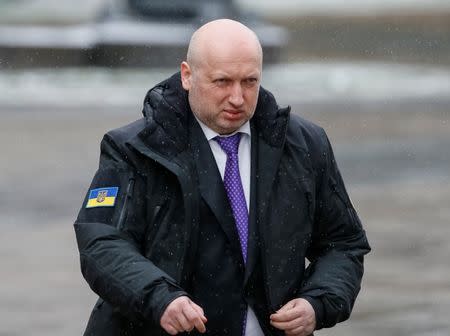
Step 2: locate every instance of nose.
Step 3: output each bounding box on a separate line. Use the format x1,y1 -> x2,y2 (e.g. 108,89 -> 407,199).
228,83 -> 244,107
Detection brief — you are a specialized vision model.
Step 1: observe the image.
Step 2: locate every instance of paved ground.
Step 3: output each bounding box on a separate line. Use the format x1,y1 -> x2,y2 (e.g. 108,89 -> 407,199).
1,84 -> 449,335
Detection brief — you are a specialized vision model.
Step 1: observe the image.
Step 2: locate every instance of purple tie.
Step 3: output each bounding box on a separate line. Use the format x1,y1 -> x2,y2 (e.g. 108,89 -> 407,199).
215,133 -> 249,263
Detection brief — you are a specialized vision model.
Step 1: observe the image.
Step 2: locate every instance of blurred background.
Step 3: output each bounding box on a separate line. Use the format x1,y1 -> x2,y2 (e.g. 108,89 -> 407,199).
1,0 -> 449,335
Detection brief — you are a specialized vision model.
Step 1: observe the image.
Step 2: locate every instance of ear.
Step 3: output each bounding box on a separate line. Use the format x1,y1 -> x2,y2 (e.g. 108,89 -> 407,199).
180,61 -> 192,91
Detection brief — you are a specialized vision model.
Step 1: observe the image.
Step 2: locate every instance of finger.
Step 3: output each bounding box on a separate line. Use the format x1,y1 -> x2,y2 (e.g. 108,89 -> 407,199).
183,303 -> 206,333
183,304 -> 206,333
270,308 -> 302,322
161,316 -> 182,335
286,318 -> 315,336
285,324 -> 309,336
175,310 -> 193,332
190,301 -> 208,323
270,316 -> 303,331
270,301 -> 296,321
277,301 -> 295,313
163,323 -> 179,335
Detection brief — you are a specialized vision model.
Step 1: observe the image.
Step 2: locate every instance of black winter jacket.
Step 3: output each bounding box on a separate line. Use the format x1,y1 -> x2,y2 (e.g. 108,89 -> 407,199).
74,73 -> 370,335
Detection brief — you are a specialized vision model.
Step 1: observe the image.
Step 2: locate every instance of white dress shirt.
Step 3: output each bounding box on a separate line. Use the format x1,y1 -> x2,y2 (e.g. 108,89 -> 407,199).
195,117 -> 264,336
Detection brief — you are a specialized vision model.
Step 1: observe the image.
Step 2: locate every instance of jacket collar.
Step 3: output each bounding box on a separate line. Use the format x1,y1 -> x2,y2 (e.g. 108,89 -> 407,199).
135,72 -> 290,161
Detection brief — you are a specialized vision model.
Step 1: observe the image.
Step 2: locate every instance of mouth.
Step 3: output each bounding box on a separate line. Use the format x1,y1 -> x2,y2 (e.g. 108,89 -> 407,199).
223,109 -> 242,114
223,109 -> 244,121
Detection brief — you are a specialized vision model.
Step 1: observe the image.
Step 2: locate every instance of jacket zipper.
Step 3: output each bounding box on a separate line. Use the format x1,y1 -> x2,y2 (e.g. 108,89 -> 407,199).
117,172 -> 136,231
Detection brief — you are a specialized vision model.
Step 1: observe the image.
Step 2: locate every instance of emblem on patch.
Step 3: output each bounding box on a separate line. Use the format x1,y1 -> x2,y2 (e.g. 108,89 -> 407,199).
86,187 -> 119,208
96,190 -> 108,203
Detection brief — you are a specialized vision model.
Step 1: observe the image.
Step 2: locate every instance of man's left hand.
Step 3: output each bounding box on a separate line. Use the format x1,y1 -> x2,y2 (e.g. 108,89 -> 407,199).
269,298 -> 316,336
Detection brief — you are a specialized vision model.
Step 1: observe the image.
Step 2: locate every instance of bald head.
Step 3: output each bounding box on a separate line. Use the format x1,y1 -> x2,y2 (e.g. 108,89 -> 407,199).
180,19 -> 263,135
186,19 -> 263,69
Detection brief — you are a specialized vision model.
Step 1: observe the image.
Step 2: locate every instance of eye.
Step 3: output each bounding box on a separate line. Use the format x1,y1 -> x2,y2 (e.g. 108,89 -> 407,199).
214,78 -> 229,86
243,78 -> 258,87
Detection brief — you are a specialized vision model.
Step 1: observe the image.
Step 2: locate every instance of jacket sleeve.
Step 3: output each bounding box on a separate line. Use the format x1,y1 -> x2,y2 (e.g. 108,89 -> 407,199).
300,129 -> 371,330
74,134 -> 188,325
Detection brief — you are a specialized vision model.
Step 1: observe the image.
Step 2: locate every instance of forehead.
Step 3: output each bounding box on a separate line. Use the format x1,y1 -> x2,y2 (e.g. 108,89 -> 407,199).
200,46 -> 262,77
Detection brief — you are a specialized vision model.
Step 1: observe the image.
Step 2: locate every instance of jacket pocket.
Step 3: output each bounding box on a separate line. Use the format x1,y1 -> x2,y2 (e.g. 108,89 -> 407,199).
298,177 -> 315,223
329,178 -> 362,229
145,200 -> 170,246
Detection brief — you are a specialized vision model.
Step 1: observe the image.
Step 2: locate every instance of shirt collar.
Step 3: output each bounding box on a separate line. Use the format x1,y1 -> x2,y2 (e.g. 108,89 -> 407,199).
195,115 -> 251,141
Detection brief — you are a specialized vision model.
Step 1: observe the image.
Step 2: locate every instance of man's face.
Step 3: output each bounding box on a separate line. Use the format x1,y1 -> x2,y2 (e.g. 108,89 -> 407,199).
181,52 -> 261,135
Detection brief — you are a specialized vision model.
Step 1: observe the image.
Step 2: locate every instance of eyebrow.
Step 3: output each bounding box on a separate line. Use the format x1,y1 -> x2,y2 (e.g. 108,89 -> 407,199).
210,71 -> 261,78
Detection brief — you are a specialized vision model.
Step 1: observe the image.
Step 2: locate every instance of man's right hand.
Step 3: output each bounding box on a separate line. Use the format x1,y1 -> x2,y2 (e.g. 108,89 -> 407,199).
160,296 -> 207,335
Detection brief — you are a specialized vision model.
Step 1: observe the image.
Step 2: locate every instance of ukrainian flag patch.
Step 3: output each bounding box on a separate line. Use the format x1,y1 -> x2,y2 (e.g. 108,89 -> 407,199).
86,187 -> 119,208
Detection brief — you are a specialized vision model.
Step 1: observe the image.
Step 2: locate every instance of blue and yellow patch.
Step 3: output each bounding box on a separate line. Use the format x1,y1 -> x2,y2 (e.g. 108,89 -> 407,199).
86,187 -> 119,208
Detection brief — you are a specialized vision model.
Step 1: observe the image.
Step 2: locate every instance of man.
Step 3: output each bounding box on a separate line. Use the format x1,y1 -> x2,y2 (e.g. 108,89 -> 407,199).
74,19 -> 370,336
